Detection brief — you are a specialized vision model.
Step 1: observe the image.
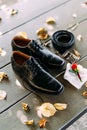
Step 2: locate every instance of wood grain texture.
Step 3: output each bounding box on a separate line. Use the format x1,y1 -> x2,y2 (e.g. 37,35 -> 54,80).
0,0 -> 87,130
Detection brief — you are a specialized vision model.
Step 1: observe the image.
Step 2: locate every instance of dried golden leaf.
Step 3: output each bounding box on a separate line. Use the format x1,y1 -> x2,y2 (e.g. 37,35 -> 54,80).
0,90 -> 7,100
54,103 -> 67,110
39,118 -> 47,128
0,72 -> 8,82
46,17 -> 56,24
37,103 -> 57,117
82,91 -> 87,98
16,32 -> 28,39
0,48 -> 6,57
10,9 -> 18,15
73,49 -> 81,58
22,102 -> 29,111
0,32 -> 2,36
72,13 -> 77,18
36,28 -> 49,40
24,120 -> 34,125
85,81 -> 87,87
77,35 -> 83,42
0,48 -> 2,53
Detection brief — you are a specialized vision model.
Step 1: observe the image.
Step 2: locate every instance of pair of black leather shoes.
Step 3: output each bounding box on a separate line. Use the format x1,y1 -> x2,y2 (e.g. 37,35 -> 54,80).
12,36 -> 65,68
11,36 -> 65,94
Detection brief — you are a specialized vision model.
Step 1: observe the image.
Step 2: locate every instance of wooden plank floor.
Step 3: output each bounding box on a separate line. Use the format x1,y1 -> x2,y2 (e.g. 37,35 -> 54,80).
0,0 -> 69,34
0,0 -> 87,130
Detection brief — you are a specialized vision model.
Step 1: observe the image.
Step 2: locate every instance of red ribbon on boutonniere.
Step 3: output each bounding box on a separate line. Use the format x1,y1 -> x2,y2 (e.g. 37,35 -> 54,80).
69,63 -> 82,82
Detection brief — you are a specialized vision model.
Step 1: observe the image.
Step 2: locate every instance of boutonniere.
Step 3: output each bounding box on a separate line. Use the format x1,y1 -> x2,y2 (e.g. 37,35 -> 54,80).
69,63 -> 82,81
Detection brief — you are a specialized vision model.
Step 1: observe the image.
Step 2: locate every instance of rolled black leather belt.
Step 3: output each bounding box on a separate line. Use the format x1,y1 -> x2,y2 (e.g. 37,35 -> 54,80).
52,30 -> 75,54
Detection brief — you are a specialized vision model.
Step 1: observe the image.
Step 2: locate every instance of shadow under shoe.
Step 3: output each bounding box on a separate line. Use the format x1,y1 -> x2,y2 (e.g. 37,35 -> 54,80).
11,51 -> 64,95
11,36 -> 65,70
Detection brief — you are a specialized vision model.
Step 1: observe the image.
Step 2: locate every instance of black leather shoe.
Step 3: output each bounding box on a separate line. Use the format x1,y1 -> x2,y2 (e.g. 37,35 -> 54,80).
12,36 -> 65,69
11,51 -> 64,94
11,36 -> 32,55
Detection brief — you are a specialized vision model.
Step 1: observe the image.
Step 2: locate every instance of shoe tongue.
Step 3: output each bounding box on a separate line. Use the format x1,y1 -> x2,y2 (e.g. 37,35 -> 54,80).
24,56 -> 41,73
28,40 -> 43,50
24,56 -> 43,69
24,56 -> 32,65
24,56 -> 37,68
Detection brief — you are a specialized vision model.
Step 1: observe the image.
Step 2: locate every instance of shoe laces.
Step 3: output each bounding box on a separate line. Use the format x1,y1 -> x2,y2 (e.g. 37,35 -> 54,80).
27,57 -> 42,75
30,40 -> 43,51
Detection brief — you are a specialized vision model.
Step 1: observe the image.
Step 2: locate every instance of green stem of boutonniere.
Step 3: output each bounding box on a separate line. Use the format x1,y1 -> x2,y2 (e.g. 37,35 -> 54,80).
69,69 -> 82,82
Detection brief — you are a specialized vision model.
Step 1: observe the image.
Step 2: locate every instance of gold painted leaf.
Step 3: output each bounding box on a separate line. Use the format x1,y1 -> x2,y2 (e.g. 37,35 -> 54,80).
46,17 -> 56,24
16,32 -> 28,39
82,91 -> 87,98
22,102 -> 29,111
0,72 -> 8,82
73,49 -> 81,58
54,103 -> 67,110
39,118 -> 47,128
36,28 -> 49,40
0,90 -> 7,100
24,120 -> 34,125
85,81 -> 87,87
37,102 -> 57,117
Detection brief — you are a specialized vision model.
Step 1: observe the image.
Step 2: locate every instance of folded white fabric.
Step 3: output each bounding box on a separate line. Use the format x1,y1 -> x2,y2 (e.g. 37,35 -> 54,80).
64,63 -> 87,89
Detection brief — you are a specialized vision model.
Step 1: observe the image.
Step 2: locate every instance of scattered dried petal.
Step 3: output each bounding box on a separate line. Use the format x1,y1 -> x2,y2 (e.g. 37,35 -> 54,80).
0,48 -> 7,56
16,32 -> 28,39
37,109 -> 43,118
77,35 -> 83,41
36,28 -> 49,40
11,9 -> 18,15
22,102 -> 29,111
0,48 -> 2,53
0,72 -> 8,82
9,9 -> 18,16
39,118 -> 47,128
37,103 -> 57,117
82,91 -> 87,98
24,120 -> 34,125
72,13 -> 77,18
54,103 -> 67,110
0,5 -> 7,10
20,115 -> 28,124
0,50 -> 6,57
16,110 -> 23,119
0,32 -> 2,36
0,90 -> 7,100
85,81 -> 87,87
73,49 -> 81,58
46,17 -> 56,24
